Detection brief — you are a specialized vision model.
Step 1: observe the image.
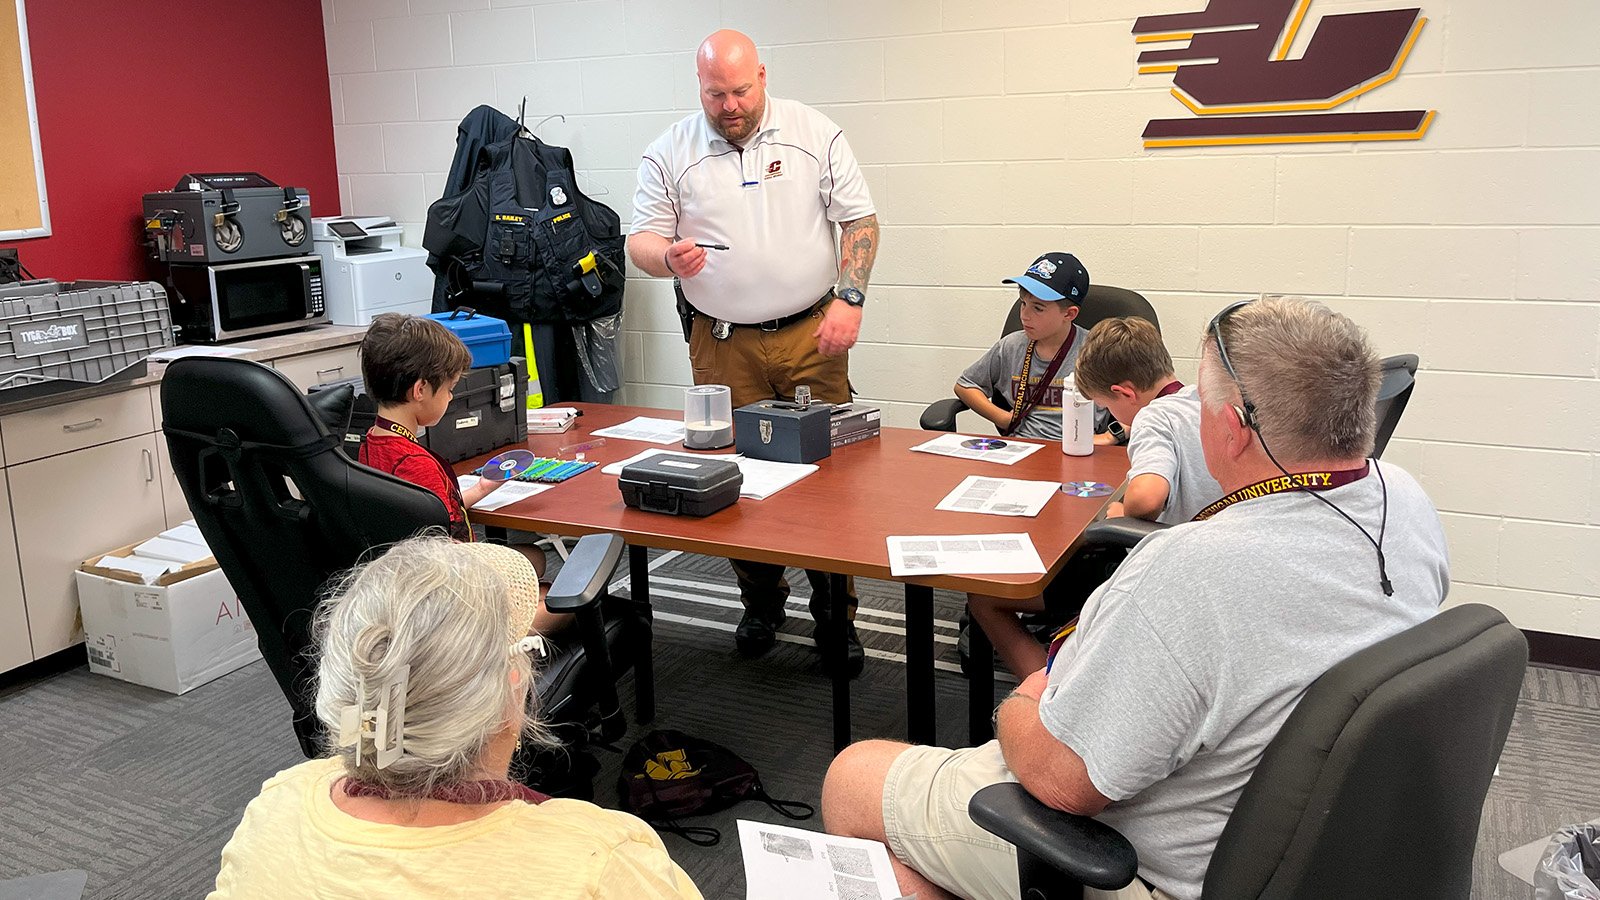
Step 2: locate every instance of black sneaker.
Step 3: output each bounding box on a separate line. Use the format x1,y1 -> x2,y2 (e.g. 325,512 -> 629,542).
735,606 -> 786,657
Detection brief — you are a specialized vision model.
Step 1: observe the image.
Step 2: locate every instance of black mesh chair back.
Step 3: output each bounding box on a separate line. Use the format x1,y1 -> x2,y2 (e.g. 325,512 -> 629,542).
160,357 -> 449,757
1203,603 -> 1526,899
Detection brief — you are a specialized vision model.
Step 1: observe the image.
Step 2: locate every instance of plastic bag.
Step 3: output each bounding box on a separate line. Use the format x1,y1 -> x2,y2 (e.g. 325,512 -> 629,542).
1535,824 -> 1600,900
571,312 -> 622,395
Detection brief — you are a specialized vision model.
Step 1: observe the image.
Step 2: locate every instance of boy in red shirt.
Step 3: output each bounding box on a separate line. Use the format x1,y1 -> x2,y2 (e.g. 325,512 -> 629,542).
358,313 -> 563,631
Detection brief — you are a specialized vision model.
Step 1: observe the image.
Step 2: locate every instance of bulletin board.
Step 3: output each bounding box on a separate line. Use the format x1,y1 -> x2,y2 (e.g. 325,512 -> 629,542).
0,0 -> 48,239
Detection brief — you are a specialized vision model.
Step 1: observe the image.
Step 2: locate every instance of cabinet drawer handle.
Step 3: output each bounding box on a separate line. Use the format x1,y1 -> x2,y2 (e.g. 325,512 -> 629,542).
316,365 -> 344,380
143,448 -> 155,482
63,418 -> 104,433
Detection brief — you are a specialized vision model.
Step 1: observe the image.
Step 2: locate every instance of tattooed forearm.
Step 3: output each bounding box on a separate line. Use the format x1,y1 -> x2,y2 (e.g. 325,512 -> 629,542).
837,215 -> 879,294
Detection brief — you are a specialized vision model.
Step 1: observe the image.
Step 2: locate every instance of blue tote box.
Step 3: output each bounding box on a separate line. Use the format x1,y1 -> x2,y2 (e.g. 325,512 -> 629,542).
426,308 -> 512,368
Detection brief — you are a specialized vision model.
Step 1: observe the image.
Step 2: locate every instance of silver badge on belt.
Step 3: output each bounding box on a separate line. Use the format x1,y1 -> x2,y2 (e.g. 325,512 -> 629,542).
712,321 -> 732,340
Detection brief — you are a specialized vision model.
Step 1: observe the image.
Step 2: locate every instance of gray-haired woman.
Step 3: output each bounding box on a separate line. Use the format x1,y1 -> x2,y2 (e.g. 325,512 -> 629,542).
207,536 -> 703,899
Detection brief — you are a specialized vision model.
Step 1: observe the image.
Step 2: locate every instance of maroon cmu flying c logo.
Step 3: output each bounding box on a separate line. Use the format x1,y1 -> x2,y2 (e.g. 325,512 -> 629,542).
1134,0 -> 1436,148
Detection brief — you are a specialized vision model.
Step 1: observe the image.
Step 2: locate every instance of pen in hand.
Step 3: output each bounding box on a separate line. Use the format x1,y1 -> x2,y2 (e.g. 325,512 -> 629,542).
695,242 -> 730,251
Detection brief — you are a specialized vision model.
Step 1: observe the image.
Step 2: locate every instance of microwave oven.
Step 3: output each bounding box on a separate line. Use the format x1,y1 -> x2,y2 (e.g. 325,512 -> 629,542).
167,256 -> 329,342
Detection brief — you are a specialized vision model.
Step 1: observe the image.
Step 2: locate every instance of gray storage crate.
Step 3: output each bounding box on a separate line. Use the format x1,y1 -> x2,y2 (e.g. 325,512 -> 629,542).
0,280 -> 174,399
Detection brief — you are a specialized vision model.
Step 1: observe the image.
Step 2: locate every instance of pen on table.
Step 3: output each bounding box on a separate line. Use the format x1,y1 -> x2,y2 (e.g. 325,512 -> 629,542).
695,242 -> 730,251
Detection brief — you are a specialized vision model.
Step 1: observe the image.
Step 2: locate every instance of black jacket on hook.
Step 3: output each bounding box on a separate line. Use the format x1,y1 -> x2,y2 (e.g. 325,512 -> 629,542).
424,105 -> 625,324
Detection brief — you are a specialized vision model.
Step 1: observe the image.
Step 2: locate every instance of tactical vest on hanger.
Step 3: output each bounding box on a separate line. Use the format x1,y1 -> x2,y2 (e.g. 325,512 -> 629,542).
424,133 -> 624,324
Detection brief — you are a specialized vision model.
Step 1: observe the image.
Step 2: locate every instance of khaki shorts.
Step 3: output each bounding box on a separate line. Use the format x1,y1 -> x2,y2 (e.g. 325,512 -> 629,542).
882,741 -> 1168,900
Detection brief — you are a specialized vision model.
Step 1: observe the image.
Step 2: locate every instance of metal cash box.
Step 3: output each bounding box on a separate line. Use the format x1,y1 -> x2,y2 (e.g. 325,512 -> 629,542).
619,455 -> 743,517
733,399 -> 833,464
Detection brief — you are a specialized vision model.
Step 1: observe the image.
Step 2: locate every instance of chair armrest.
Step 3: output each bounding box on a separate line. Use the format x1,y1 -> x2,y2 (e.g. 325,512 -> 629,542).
969,783 -> 1139,891
1080,517 -> 1168,550
544,534 -> 625,613
920,397 -> 968,432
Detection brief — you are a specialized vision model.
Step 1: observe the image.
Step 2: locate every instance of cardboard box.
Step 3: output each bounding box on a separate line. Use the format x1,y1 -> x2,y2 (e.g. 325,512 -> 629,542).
75,544 -> 260,694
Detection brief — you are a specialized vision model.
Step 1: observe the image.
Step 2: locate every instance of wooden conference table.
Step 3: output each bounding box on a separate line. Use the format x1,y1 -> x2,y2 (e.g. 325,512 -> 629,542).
458,403 -> 1128,752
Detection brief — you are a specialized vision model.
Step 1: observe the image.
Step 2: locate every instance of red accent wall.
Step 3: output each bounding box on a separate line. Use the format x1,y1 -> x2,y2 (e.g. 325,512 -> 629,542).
1,0 -> 337,281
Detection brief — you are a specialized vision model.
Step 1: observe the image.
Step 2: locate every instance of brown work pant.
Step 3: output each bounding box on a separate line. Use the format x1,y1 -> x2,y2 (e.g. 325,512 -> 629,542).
688,303 -> 858,620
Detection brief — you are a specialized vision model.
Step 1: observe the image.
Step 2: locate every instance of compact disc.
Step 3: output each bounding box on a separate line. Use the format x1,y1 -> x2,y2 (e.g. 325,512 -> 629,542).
1061,481 -> 1115,498
481,449 -> 538,481
961,438 -> 1009,451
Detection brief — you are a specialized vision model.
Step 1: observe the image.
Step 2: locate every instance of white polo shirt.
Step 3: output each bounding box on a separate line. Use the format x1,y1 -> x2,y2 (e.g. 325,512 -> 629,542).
632,96 -> 875,323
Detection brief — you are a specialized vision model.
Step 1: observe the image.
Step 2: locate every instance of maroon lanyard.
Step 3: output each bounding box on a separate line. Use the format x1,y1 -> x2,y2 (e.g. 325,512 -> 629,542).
342,777 -> 548,805
1003,328 -> 1077,437
1192,464 -> 1370,521
374,415 -> 418,442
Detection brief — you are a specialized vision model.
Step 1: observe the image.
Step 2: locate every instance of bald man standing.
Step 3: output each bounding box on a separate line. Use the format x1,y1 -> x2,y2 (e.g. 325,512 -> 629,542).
629,30 -> 879,677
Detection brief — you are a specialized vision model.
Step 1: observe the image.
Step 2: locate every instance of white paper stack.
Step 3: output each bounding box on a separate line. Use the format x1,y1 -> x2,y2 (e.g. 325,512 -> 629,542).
132,536 -> 213,566
99,521 -> 217,585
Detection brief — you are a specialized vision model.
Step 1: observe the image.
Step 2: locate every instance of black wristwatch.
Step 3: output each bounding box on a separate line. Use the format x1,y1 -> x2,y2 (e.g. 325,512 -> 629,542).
836,287 -> 866,308
1107,419 -> 1129,446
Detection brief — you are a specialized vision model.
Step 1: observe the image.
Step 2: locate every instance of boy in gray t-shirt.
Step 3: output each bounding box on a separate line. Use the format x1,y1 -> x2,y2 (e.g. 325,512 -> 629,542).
1074,317 -> 1222,524
954,252 -> 1106,442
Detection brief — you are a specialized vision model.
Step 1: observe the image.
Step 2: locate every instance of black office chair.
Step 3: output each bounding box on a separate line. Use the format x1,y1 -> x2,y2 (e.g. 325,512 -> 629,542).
969,603 -> 1527,899
920,285 -> 1160,432
1371,353 -> 1418,458
160,357 -> 649,795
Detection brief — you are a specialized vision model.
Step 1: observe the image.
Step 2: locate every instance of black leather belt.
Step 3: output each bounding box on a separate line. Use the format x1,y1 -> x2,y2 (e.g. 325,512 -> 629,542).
744,305 -> 818,332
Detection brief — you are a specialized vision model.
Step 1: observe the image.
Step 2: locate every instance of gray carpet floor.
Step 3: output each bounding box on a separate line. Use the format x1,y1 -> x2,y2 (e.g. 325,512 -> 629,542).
0,548 -> 1595,899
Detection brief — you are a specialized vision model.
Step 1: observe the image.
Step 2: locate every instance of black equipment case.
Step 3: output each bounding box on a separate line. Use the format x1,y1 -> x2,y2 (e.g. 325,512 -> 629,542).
618,455 -> 742,517
309,357 -> 528,464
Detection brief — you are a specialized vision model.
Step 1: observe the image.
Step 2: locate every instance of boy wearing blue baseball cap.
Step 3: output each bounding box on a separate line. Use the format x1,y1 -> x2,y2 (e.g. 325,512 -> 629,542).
954,252 -> 1093,440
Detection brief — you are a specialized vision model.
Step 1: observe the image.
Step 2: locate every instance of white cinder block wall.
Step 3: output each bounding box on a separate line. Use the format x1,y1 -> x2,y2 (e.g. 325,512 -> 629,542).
322,0 -> 1600,639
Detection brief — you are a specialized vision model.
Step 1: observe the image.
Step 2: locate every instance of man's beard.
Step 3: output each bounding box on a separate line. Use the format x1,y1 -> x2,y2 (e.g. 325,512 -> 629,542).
710,93 -> 765,144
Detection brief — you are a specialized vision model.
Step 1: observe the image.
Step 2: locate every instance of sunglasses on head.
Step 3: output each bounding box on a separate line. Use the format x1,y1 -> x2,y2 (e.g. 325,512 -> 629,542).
1208,299 -> 1258,430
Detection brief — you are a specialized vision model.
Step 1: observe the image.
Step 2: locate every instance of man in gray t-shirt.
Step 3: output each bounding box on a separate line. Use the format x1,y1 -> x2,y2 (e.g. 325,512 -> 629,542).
821,298 -> 1449,900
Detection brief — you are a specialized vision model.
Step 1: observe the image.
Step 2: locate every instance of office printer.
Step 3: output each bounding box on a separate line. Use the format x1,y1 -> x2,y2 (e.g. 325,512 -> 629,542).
311,216 -> 432,325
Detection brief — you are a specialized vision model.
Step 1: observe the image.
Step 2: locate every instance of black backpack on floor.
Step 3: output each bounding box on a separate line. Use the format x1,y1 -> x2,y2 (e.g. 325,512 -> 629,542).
618,729 -> 814,845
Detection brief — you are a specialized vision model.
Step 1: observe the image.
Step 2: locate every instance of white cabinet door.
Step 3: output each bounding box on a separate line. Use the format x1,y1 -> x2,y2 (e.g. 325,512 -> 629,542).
155,436 -> 191,527
10,434 -> 168,658
0,476 -> 31,671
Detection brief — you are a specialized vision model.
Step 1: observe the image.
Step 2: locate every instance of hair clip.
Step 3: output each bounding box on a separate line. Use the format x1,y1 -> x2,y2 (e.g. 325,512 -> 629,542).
337,664 -> 409,769
515,634 -> 549,659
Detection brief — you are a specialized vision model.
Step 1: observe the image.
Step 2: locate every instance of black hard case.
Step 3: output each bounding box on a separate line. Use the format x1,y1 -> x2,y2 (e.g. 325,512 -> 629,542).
420,357 -> 528,463
308,357 -> 528,464
618,455 -> 743,517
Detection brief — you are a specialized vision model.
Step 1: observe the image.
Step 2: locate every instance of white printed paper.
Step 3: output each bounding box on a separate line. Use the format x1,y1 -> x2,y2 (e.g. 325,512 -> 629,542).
589,416 -> 687,444
935,476 -> 1060,518
736,820 -> 905,900
726,457 -> 819,500
601,448 -> 817,500
456,476 -> 555,511
886,533 -> 1046,577
908,432 -> 1045,465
